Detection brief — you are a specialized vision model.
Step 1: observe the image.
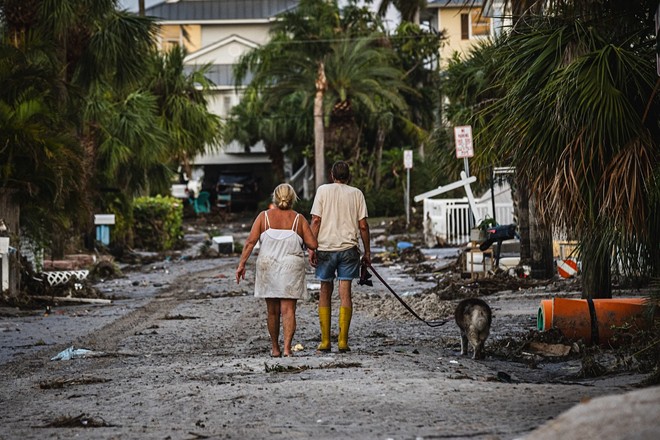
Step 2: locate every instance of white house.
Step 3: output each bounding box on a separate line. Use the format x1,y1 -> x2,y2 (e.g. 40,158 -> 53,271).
146,0 -> 300,208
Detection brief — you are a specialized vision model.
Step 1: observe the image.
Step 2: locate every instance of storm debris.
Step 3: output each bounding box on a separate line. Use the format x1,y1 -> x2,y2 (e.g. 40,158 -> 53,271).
39,376 -> 111,389
576,354 -> 608,378
50,346 -> 107,361
264,361 -> 362,373
40,413 -> 114,428
320,361 -> 362,369
162,314 -> 200,320
527,342 -> 573,357
264,363 -> 311,373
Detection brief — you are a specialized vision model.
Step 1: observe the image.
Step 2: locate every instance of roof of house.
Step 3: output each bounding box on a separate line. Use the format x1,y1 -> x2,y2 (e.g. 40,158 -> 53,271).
146,0 -> 299,22
426,0 -> 478,8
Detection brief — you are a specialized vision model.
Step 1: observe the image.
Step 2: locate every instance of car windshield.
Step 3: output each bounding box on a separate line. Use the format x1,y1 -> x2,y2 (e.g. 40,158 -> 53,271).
218,174 -> 250,184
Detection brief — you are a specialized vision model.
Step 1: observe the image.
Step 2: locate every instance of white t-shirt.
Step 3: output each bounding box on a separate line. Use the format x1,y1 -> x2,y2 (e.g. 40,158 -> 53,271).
310,183 -> 368,252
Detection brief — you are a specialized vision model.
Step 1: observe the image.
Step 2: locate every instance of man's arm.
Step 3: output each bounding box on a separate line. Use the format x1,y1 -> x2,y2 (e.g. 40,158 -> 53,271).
309,214 -> 322,266
358,217 -> 371,265
310,214 -> 321,238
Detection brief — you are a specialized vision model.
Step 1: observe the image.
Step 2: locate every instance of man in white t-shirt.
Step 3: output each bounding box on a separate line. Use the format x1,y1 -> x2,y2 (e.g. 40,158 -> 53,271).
309,161 -> 371,352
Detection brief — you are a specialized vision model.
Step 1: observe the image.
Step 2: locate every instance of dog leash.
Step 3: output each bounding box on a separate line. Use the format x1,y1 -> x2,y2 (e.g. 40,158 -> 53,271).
360,263 -> 450,328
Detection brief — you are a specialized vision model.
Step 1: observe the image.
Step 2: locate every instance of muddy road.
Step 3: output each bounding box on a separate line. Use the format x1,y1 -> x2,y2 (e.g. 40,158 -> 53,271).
0,220 -> 658,439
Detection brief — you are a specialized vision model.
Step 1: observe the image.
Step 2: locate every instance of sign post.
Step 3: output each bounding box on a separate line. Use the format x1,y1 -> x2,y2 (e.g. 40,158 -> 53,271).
403,149 -> 413,228
454,125 -> 474,176
454,125 -> 475,226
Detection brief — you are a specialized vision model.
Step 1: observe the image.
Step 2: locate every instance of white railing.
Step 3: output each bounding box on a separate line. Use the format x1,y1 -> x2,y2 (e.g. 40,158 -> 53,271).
424,198 -> 515,246
287,159 -> 314,200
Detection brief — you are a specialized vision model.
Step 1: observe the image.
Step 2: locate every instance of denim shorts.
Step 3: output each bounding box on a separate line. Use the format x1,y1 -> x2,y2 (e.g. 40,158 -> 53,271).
315,247 -> 360,282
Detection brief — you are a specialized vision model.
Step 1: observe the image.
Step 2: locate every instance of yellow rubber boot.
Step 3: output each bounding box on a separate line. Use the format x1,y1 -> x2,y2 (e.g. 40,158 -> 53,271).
338,306 -> 352,352
317,306 -> 331,352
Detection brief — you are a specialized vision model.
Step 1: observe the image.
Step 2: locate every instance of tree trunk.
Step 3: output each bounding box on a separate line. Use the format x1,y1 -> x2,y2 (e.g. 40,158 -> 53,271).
515,175 -> 531,269
529,195 -> 555,279
314,61 -> 327,190
138,0 -> 145,16
581,232 -> 612,299
265,142 -> 285,182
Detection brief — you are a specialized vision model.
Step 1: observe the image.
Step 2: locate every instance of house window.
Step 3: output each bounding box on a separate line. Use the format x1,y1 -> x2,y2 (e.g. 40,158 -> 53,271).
461,14 -> 469,40
460,11 -> 491,40
471,11 -> 491,37
224,96 -> 233,114
159,25 -> 184,51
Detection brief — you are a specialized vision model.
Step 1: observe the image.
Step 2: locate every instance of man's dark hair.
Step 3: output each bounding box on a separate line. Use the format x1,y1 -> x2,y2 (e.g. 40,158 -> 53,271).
331,161 -> 350,183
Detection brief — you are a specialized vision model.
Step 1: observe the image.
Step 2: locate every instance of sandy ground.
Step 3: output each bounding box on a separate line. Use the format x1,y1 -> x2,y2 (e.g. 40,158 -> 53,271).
0,218 -> 658,439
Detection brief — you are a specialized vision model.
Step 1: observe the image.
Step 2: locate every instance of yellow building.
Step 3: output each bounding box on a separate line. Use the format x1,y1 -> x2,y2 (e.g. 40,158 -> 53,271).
422,0 -> 509,66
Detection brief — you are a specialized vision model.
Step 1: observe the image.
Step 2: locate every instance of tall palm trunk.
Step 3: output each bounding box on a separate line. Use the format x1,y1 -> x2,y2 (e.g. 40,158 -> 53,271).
314,61 -> 327,189
518,180 -> 554,279
515,174 -> 531,269
529,194 -> 555,278
581,230 -> 612,299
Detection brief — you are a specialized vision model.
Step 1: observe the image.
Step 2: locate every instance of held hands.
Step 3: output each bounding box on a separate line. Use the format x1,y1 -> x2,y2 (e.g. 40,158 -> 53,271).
308,249 -> 317,267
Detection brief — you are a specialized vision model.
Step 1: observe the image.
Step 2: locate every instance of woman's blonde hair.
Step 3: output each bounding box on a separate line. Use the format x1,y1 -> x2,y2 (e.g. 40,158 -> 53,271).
272,183 -> 298,210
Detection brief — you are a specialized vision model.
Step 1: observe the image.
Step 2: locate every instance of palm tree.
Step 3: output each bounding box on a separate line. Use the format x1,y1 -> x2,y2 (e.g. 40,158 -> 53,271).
480,4 -> 659,297
144,45 -> 223,191
236,0 -> 338,189
323,35 -> 410,160
234,0 -> 411,190
0,13 -> 86,245
223,88 -> 309,183
1,1 -> 159,246
2,1 -> 222,254
432,40 -> 500,185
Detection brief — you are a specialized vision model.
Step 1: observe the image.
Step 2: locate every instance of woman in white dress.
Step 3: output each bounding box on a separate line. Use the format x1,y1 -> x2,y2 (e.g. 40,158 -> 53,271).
236,184 -> 317,357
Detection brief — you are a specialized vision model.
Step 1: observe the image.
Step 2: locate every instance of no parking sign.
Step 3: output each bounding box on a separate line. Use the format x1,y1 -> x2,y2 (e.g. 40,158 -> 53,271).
454,125 -> 474,159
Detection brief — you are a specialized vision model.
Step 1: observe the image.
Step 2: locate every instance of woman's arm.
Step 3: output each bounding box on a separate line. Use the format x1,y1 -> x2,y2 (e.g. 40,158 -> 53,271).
236,212 -> 264,283
298,215 -> 318,251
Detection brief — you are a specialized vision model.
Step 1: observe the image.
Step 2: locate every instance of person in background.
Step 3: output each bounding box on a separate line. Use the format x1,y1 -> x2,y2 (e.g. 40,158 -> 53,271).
309,161 -> 371,352
236,183 -> 317,357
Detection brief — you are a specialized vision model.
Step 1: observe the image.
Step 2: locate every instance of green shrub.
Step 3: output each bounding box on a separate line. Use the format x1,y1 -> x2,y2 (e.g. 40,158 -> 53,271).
132,196 -> 184,251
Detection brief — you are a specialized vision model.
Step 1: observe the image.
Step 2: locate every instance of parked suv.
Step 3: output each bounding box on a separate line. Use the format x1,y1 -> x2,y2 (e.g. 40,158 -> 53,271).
216,173 -> 259,210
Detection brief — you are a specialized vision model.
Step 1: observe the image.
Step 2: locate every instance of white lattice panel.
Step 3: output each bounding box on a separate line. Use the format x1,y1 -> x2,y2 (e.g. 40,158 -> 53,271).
43,270 -> 89,286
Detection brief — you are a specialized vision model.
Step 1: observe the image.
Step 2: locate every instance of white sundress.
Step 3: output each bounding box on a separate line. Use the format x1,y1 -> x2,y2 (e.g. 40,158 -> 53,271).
254,212 -> 307,299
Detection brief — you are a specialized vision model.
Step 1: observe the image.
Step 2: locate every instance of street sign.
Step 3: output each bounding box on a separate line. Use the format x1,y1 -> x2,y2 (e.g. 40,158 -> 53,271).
403,149 -> 413,169
403,149 -> 413,228
454,125 -> 474,158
